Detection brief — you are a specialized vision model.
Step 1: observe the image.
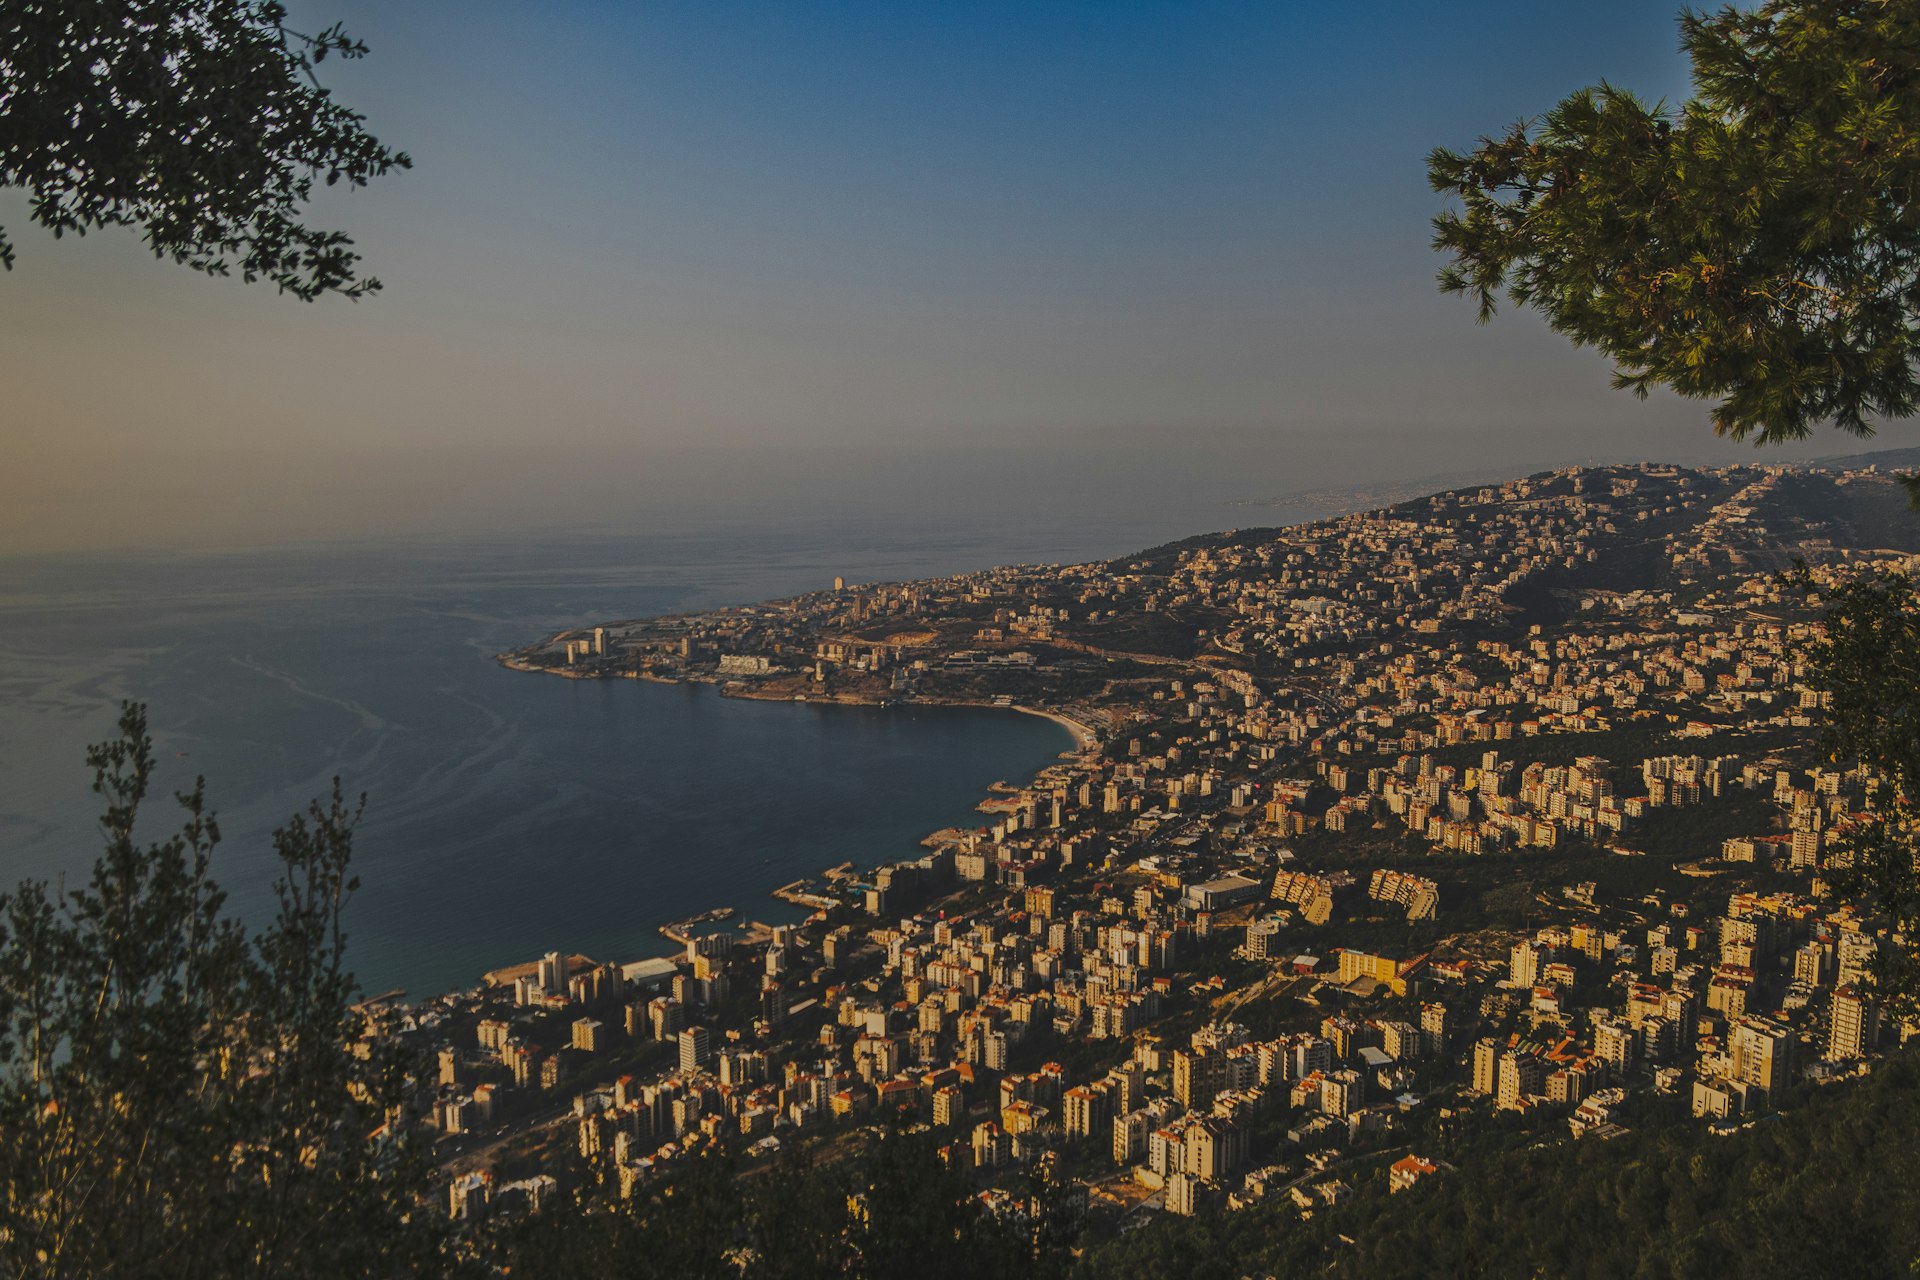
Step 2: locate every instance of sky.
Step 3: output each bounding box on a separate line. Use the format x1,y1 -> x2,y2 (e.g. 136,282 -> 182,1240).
4,0 -> 1915,555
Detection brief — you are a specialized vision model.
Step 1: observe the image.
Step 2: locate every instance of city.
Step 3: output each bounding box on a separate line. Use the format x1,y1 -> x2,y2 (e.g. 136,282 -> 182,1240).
9,1 -> 1920,1274
396,458 -> 1920,1241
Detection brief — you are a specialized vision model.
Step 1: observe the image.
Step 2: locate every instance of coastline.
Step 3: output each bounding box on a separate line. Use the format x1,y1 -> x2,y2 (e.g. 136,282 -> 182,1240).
501,653 -> 1101,754
710,680 -> 1101,756
474,658 -> 1100,995
979,702 -> 1099,753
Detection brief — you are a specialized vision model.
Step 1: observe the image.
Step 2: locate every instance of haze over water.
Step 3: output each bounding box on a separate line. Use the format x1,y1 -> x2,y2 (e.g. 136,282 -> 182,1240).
0,505 -> 1277,999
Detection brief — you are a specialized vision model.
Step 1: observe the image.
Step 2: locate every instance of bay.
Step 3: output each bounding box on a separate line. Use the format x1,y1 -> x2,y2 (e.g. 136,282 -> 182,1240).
0,520 -> 1125,999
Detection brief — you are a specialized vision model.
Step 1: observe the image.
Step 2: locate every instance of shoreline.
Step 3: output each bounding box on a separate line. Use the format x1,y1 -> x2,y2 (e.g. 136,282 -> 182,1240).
1016,705 -> 1098,752
502,654 -> 1102,755
968,701 -> 1099,753
469,659 -> 1101,998
710,681 -> 1101,755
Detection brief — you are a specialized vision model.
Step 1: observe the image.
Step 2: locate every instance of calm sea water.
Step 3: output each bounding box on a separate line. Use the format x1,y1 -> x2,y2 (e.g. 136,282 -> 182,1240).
0,515 -> 1232,999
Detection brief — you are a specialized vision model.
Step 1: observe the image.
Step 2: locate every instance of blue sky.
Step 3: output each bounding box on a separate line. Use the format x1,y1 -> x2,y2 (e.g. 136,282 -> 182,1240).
3,1 -> 1910,552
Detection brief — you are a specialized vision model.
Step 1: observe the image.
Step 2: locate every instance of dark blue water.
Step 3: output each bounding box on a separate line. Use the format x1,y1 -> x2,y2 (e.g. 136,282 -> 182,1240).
0,525 -> 1107,998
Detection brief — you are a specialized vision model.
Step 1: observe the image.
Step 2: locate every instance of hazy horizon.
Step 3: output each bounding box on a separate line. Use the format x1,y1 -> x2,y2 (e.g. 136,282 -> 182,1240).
6,0 -> 1918,556
9,434 -> 1914,564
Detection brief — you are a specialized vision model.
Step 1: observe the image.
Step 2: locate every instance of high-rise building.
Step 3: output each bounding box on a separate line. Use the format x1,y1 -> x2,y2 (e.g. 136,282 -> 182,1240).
1063,1084 -> 1111,1139
1244,915 -> 1286,960
1729,1016 -> 1796,1096
1292,1035 -> 1333,1081
1794,942 -> 1829,988
1594,1017 -> 1635,1072
1828,986 -> 1880,1062
1173,1049 -> 1225,1110
1165,1171 -> 1201,1217
1107,1060 -> 1146,1115
448,1171 -> 491,1221
1420,1002 -> 1449,1056
983,1031 -> 1009,1072
1510,941 -> 1541,988
677,1025 -> 712,1073
1837,931 -> 1878,987
1320,1068 -> 1365,1118
1113,1110 -> 1149,1165
823,927 -> 853,968
1377,1020 -> 1421,1061
649,996 -> 686,1041
971,1121 -> 1010,1169
1496,1052 -> 1543,1111
1320,1015 -> 1360,1060
1471,1038 -> 1499,1096
1184,1117 -> 1246,1183
539,951 -> 569,998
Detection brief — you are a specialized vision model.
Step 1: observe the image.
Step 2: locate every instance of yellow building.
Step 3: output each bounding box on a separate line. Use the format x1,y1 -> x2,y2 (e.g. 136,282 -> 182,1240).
1336,949 -> 1422,997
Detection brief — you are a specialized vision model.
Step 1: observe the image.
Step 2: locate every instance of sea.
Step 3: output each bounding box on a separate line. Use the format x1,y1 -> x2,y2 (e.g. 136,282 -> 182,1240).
0,506 -> 1296,1000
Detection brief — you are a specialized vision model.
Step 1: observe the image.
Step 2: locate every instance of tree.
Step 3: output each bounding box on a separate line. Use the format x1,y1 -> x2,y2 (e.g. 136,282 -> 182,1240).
481,1119 -> 1085,1280
1430,0 -> 1920,1032
0,1 -> 409,299
1804,569 -> 1920,1018
0,704 -> 440,1278
1430,0 -> 1920,496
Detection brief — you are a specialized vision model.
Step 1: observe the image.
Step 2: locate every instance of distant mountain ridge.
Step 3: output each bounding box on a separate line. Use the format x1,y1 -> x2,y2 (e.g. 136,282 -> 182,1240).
1803,444 -> 1920,471
1120,458 -> 1920,570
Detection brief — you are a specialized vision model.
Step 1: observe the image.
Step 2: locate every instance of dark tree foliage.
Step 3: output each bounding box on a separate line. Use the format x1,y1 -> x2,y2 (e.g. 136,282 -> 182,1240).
492,1148 -> 749,1280
1805,569 -> 1920,1016
0,704 -> 439,1278
1431,0 -> 1920,489
0,1 -> 409,299
486,1125 -> 1081,1280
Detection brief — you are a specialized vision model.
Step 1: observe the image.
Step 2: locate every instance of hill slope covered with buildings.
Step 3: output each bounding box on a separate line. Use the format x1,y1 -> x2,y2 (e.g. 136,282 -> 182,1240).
422,458 -> 1920,1267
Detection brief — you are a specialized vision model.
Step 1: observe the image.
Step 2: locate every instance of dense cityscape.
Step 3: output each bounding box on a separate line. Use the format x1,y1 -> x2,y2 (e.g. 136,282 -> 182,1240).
380,458 -> 1920,1244
14,2 -> 1920,1275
